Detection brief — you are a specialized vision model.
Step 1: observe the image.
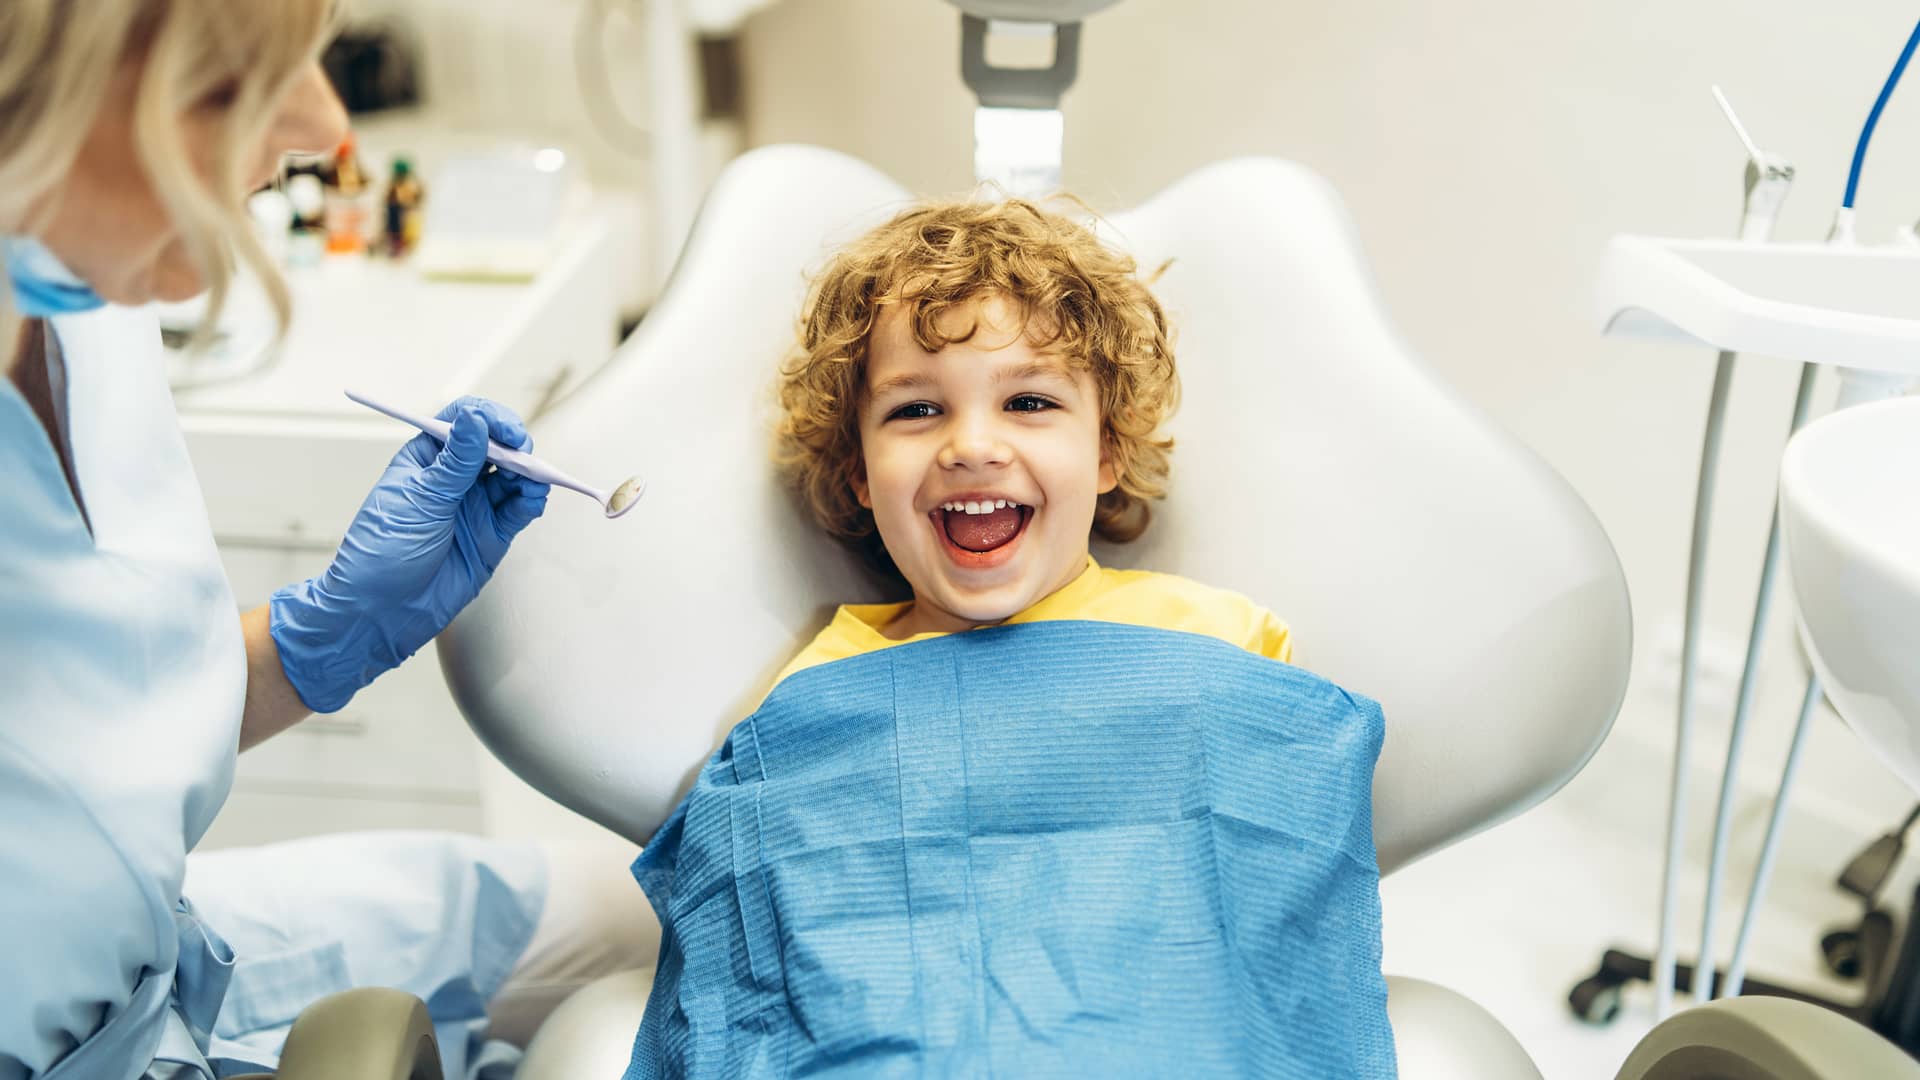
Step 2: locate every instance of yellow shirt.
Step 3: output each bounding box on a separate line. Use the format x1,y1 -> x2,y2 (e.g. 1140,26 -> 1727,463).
769,556 -> 1292,692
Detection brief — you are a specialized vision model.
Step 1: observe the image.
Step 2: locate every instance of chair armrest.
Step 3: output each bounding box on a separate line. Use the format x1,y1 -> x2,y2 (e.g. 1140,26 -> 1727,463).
1386,974 -> 1544,1080
273,986 -> 443,1080
517,967 -> 656,1080
1616,996 -> 1920,1080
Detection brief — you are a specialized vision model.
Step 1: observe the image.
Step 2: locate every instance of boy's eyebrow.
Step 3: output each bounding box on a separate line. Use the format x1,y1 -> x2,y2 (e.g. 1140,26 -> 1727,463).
993,358 -> 1078,385
867,371 -> 938,399
866,358 -> 1078,401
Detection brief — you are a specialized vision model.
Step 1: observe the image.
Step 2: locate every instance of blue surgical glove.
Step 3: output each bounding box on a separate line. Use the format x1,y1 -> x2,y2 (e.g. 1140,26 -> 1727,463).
269,397 -> 551,712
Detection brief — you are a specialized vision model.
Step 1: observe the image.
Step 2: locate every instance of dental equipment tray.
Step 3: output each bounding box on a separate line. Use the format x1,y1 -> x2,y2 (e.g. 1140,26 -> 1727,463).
1595,236 -> 1920,373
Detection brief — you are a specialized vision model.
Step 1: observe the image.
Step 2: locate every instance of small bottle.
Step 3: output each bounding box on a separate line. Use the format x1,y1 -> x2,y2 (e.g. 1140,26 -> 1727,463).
383,157 -> 425,257
322,133 -> 373,255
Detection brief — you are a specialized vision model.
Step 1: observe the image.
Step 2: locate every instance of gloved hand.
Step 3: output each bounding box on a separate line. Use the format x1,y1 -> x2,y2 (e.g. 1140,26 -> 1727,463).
269,397 -> 551,713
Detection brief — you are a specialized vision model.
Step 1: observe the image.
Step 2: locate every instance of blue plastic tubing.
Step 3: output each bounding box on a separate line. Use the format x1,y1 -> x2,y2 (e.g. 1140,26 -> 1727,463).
1843,18 -> 1920,209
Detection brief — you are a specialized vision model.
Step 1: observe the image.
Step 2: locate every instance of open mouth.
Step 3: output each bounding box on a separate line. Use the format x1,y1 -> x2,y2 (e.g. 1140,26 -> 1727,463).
930,498 -> 1032,566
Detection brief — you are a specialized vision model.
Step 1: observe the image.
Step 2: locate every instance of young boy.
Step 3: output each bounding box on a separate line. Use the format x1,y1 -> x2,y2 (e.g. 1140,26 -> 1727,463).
624,199 -> 1395,1078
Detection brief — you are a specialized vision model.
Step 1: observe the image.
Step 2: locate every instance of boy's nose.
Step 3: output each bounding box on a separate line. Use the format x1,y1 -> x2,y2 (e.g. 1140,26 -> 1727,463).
938,417 -> 1012,470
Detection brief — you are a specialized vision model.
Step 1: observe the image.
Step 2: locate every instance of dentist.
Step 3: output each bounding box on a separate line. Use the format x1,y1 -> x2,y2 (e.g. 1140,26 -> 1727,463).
0,4 -> 637,1078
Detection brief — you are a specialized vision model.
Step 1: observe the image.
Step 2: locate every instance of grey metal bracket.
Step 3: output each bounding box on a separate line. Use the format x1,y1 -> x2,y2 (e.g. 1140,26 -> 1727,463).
946,0 -> 1122,19
960,15 -> 1082,110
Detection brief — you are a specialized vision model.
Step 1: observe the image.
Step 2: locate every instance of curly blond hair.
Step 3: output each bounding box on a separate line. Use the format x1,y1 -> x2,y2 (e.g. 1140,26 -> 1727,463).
775,197 -> 1179,573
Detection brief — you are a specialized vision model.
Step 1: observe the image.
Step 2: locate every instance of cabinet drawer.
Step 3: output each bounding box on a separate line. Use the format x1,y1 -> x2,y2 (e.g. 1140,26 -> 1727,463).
216,542 -> 483,801
235,639 -> 484,799
200,787 -> 484,850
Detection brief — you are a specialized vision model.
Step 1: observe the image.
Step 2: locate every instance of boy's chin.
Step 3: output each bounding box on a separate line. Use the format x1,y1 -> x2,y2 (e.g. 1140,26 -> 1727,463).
932,583 -> 1039,627
947,602 -> 1023,627
895,581 -> 1021,632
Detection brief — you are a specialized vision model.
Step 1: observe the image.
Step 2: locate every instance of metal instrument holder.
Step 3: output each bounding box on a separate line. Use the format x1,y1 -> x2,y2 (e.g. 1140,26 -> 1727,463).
956,11 -> 1084,196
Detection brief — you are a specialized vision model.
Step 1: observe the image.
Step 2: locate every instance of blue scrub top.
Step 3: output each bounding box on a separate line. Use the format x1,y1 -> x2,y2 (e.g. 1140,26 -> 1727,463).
0,306 -> 549,1080
0,306 -> 246,1079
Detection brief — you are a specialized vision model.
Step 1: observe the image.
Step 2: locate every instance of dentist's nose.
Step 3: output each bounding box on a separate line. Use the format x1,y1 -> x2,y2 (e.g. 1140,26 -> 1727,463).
273,63 -> 349,157
937,412 -> 1011,471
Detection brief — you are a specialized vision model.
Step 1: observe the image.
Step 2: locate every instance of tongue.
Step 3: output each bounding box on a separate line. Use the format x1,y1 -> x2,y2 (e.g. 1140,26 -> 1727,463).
945,506 -> 1022,552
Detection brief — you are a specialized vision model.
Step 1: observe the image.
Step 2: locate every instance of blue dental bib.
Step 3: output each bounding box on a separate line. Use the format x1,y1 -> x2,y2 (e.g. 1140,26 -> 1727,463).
625,620 -> 1396,1078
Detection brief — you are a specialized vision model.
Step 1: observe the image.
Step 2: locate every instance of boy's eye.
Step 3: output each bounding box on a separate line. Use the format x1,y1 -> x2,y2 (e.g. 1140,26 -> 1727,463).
1006,394 -> 1057,413
888,402 -> 939,421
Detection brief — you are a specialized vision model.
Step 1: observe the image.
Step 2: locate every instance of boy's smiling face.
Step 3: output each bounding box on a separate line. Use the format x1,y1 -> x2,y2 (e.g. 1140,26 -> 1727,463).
853,295 -> 1117,638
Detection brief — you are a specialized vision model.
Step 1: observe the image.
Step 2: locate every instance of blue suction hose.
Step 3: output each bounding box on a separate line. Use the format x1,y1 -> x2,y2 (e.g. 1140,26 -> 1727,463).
1843,18 -> 1920,209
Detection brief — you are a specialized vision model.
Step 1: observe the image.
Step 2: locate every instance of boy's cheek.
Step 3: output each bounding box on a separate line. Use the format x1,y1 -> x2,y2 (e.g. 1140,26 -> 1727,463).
848,460 -> 872,509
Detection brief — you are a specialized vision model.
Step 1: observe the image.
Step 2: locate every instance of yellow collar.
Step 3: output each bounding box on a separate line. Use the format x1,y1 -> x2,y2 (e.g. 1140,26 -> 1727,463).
836,555 -> 1104,649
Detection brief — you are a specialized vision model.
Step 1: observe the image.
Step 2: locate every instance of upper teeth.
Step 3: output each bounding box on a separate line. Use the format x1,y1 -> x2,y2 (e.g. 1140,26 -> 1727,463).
942,499 -> 1020,515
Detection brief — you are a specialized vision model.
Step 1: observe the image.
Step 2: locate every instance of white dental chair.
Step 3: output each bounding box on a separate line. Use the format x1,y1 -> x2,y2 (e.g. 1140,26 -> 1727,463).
435,145 -> 1911,1078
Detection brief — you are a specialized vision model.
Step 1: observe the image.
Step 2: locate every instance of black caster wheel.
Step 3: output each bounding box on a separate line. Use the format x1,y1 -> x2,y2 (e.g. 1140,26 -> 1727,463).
1569,974 -> 1624,1026
1821,928 -> 1862,980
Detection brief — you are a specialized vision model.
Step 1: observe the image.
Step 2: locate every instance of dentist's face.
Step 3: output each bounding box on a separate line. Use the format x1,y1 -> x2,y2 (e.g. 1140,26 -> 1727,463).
853,295 -> 1117,638
37,55 -> 346,305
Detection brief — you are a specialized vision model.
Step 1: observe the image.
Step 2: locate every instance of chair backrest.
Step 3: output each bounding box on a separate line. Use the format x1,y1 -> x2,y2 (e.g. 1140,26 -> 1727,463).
440,145 -> 1632,874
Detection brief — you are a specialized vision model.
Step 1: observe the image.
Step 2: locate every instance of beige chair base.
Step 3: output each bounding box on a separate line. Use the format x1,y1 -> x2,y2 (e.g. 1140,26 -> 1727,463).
1616,996 -> 1920,1080
273,986 -> 443,1080
287,963 -> 1911,1078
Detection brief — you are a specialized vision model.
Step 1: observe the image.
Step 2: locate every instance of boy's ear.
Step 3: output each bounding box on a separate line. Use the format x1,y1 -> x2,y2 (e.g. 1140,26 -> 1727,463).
851,463 -> 872,509
1097,443 -> 1119,495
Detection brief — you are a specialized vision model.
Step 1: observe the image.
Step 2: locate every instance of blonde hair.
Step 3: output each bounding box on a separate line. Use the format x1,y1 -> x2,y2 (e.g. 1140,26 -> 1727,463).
0,0 -> 334,336
775,197 -> 1180,574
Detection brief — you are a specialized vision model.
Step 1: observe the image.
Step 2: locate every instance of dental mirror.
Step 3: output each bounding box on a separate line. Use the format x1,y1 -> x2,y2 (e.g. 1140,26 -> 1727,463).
345,389 -> 645,519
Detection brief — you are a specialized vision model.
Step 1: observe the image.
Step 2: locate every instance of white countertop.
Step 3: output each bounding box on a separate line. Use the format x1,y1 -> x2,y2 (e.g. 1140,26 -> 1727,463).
171,211 -> 621,545
171,210 -> 615,424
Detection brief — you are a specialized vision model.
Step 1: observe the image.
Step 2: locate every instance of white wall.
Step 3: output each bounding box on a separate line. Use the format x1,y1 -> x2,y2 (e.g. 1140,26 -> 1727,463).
346,0 -> 652,177
737,0 -> 1920,835
343,0 -> 752,314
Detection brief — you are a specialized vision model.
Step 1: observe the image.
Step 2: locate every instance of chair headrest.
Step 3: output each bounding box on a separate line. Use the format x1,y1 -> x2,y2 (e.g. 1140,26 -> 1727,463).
441,146 -> 1631,874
